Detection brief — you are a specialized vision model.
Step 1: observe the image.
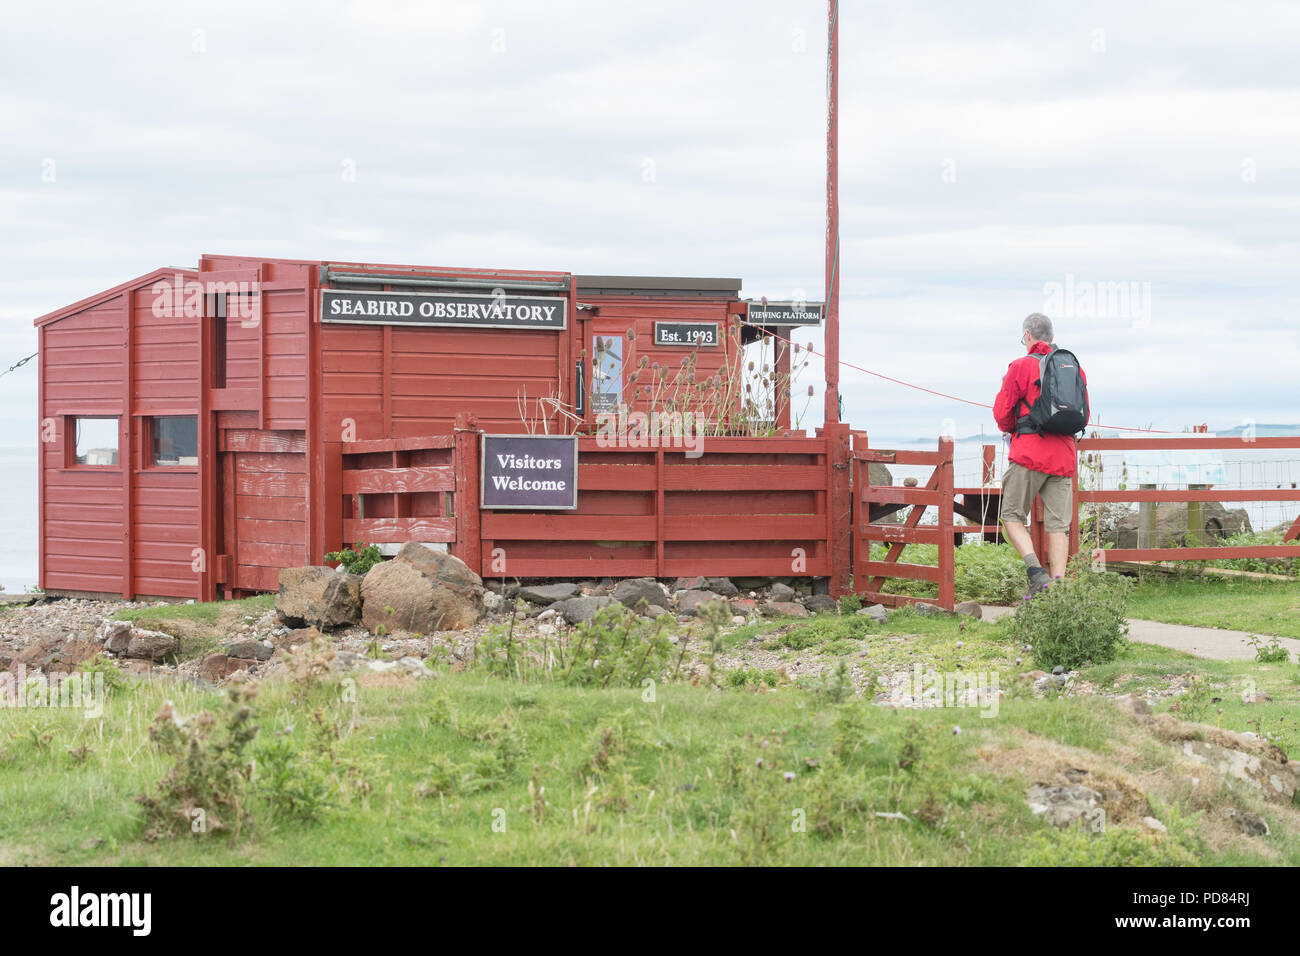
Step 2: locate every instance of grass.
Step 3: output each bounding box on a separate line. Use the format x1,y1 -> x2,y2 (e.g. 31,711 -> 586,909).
112,594 -> 275,661
2,601 -> 1298,866
1127,576 -> 1300,641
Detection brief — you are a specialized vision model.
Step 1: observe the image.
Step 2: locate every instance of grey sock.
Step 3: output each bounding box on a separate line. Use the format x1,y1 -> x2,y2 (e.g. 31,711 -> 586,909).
1022,552 -> 1041,571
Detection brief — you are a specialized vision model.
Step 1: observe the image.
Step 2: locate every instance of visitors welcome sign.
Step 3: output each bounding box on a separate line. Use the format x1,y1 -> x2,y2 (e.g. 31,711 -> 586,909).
322,289 -> 567,330
480,434 -> 579,510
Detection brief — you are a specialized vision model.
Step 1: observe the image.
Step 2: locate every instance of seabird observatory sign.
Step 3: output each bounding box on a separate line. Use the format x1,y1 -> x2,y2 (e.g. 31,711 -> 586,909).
321,289 -> 567,330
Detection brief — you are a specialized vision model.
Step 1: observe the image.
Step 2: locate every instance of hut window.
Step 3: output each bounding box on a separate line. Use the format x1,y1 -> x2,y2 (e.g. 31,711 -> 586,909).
591,335 -> 623,414
207,293 -> 228,389
149,416 -> 198,467
69,417 -> 119,466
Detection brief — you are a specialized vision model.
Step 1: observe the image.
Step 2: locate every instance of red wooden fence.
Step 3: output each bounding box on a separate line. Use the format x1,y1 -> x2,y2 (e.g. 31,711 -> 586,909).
333,425 -> 847,585
1070,436 -> 1300,562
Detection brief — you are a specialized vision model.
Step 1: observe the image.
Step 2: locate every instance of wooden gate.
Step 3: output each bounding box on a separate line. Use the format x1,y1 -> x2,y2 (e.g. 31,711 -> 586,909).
852,437 -> 955,609
337,435 -> 459,551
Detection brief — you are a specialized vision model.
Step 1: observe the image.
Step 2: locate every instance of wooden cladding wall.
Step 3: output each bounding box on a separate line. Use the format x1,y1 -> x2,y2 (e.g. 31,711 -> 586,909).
41,292 -> 129,591
321,324 -> 565,441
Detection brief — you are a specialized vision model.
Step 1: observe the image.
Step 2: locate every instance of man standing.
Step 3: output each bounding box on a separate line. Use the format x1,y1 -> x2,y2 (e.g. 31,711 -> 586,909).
994,313 -> 1087,593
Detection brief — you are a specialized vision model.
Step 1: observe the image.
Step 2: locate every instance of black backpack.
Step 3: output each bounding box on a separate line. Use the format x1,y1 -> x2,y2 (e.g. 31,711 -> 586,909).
1015,346 -> 1089,436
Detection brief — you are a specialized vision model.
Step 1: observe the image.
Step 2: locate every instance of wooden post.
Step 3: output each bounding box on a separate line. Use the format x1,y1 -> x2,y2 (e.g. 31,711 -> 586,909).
453,413 -> 482,575
1137,483 -> 1157,549
1186,484 -> 1206,547
938,436 -> 955,610
1030,497 -> 1047,563
823,0 -> 840,426
774,328 -> 792,432
826,421 -> 852,596
1069,468 -> 1080,560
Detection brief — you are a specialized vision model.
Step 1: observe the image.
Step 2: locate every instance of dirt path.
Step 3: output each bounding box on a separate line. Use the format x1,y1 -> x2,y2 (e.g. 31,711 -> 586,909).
978,604 -> 1300,661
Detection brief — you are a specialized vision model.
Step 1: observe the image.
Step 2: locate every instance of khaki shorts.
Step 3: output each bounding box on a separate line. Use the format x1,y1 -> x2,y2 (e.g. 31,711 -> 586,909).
1000,462 -> 1072,534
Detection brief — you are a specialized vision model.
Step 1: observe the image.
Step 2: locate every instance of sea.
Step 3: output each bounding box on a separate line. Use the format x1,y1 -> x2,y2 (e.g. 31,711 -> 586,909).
2,430 -> 1296,592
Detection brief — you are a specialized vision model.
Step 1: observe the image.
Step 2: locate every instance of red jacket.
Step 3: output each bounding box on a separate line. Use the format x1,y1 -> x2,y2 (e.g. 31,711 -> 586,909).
993,341 -> 1084,477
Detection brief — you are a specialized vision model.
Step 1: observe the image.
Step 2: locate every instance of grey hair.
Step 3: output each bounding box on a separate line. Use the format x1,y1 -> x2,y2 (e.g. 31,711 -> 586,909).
1022,313 -> 1054,342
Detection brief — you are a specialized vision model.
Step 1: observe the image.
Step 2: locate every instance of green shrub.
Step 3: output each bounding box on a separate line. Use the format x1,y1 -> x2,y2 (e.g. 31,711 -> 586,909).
326,542 -> 383,575
1247,634 -> 1292,664
136,685 -> 260,841
1007,556 -> 1132,671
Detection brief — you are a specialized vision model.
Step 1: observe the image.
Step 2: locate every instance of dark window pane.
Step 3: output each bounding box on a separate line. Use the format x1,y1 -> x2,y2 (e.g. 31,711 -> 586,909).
151,416 -> 198,466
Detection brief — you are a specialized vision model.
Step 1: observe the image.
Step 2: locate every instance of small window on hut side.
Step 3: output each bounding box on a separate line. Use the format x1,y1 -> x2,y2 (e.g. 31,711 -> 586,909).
208,293 -> 228,389
591,334 -> 624,414
69,417 -> 119,466
149,416 -> 198,467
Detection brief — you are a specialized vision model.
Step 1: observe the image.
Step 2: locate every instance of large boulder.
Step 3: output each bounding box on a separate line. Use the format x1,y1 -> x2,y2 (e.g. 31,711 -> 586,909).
277,566 -> 362,630
612,577 -> 669,612
361,545 -> 485,634
392,542 -> 483,593
1114,502 -> 1253,549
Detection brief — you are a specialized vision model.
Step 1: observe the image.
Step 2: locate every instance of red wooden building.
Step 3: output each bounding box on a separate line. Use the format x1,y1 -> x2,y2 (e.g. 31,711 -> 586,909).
35,254 -> 847,601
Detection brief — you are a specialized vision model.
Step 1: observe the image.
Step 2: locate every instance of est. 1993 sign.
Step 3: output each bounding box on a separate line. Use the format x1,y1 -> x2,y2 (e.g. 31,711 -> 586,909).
480,434 -> 578,510
654,322 -> 718,347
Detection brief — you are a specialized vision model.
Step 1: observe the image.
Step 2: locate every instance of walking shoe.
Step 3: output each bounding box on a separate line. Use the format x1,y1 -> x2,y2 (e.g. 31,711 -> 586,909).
1027,569 -> 1053,594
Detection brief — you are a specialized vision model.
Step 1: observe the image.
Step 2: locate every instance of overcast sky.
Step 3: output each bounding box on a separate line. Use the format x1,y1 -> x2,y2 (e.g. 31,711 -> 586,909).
2,0 -> 1297,450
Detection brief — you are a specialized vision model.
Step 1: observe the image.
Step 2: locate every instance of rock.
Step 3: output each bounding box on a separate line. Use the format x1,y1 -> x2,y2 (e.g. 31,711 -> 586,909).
770,582 -> 796,603
802,594 -> 839,614
612,577 -> 669,612
101,620 -> 133,655
124,628 -> 179,661
730,598 -> 759,616
537,608 -> 557,622
705,577 -> 739,598
1052,665 -> 1065,676
673,575 -> 708,592
276,625 -> 322,650
198,654 -> 246,682
856,603 -> 889,623
482,590 -> 504,612
537,623 -> 558,638
396,656 -> 434,678
1180,739 -> 1299,803
551,595 -> 619,625
764,601 -> 810,619
395,541 -> 483,589
276,566 -> 363,630
641,604 -> 670,620
675,590 -> 728,617
730,615 -> 746,625
1142,816 -> 1167,833
1025,783 -> 1105,829
361,550 -> 484,634
516,582 -> 580,605
914,603 -> 951,616
226,639 -> 273,662
954,601 -> 982,619
1224,808 -> 1270,837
